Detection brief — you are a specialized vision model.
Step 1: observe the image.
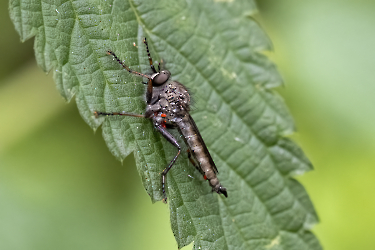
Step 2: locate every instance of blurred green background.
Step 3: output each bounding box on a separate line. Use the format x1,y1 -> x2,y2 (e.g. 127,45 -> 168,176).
1,0 -> 375,249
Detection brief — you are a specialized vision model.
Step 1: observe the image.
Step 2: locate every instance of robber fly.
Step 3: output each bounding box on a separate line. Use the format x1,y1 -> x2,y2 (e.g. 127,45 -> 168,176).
94,38 -> 227,203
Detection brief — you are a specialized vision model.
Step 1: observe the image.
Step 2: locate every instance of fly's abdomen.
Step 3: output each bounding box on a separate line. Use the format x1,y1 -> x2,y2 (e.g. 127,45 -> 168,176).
177,116 -> 227,197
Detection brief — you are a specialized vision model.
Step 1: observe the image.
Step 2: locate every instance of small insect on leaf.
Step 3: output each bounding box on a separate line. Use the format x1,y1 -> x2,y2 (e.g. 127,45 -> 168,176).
94,38 -> 227,203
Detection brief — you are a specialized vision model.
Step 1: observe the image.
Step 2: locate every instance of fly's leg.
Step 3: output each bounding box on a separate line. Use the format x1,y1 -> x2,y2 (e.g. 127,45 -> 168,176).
155,124 -> 181,203
186,149 -> 197,168
107,49 -> 153,103
187,149 -> 205,176
142,38 -> 156,104
157,59 -> 165,72
143,37 -> 156,73
157,62 -> 161,72
106,51 -> 151,80
139,79 -> 153,104
146,78 -> 153,104
94,111 -> 144,118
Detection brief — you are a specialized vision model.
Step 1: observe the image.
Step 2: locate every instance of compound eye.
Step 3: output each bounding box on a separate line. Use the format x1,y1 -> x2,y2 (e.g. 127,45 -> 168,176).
153,70 -> 170,85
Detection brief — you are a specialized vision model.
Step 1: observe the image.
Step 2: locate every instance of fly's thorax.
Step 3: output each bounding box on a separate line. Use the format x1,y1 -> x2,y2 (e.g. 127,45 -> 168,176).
150,81 -> 191,122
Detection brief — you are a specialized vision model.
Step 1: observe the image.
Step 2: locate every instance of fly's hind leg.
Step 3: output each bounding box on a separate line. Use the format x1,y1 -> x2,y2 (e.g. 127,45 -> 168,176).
154,124 -> 181,204
187,149 -> 197,167
187,149 -> 205,176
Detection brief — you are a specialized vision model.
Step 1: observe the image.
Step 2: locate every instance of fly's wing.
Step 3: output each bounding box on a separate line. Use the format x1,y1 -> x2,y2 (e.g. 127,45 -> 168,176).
186,114 -> 219,174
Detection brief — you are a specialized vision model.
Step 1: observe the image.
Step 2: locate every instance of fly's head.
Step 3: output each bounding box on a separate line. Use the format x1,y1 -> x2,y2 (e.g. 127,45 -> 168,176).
151,70 -> 171,86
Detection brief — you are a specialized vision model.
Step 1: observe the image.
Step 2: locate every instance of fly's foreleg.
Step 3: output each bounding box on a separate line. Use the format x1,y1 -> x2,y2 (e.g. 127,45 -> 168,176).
155,124 -> 181,203
94,111 -> 144,118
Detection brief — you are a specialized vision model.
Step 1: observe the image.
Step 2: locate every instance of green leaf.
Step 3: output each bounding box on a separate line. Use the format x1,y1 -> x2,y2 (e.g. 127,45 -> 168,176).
9,0 -> 322,249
